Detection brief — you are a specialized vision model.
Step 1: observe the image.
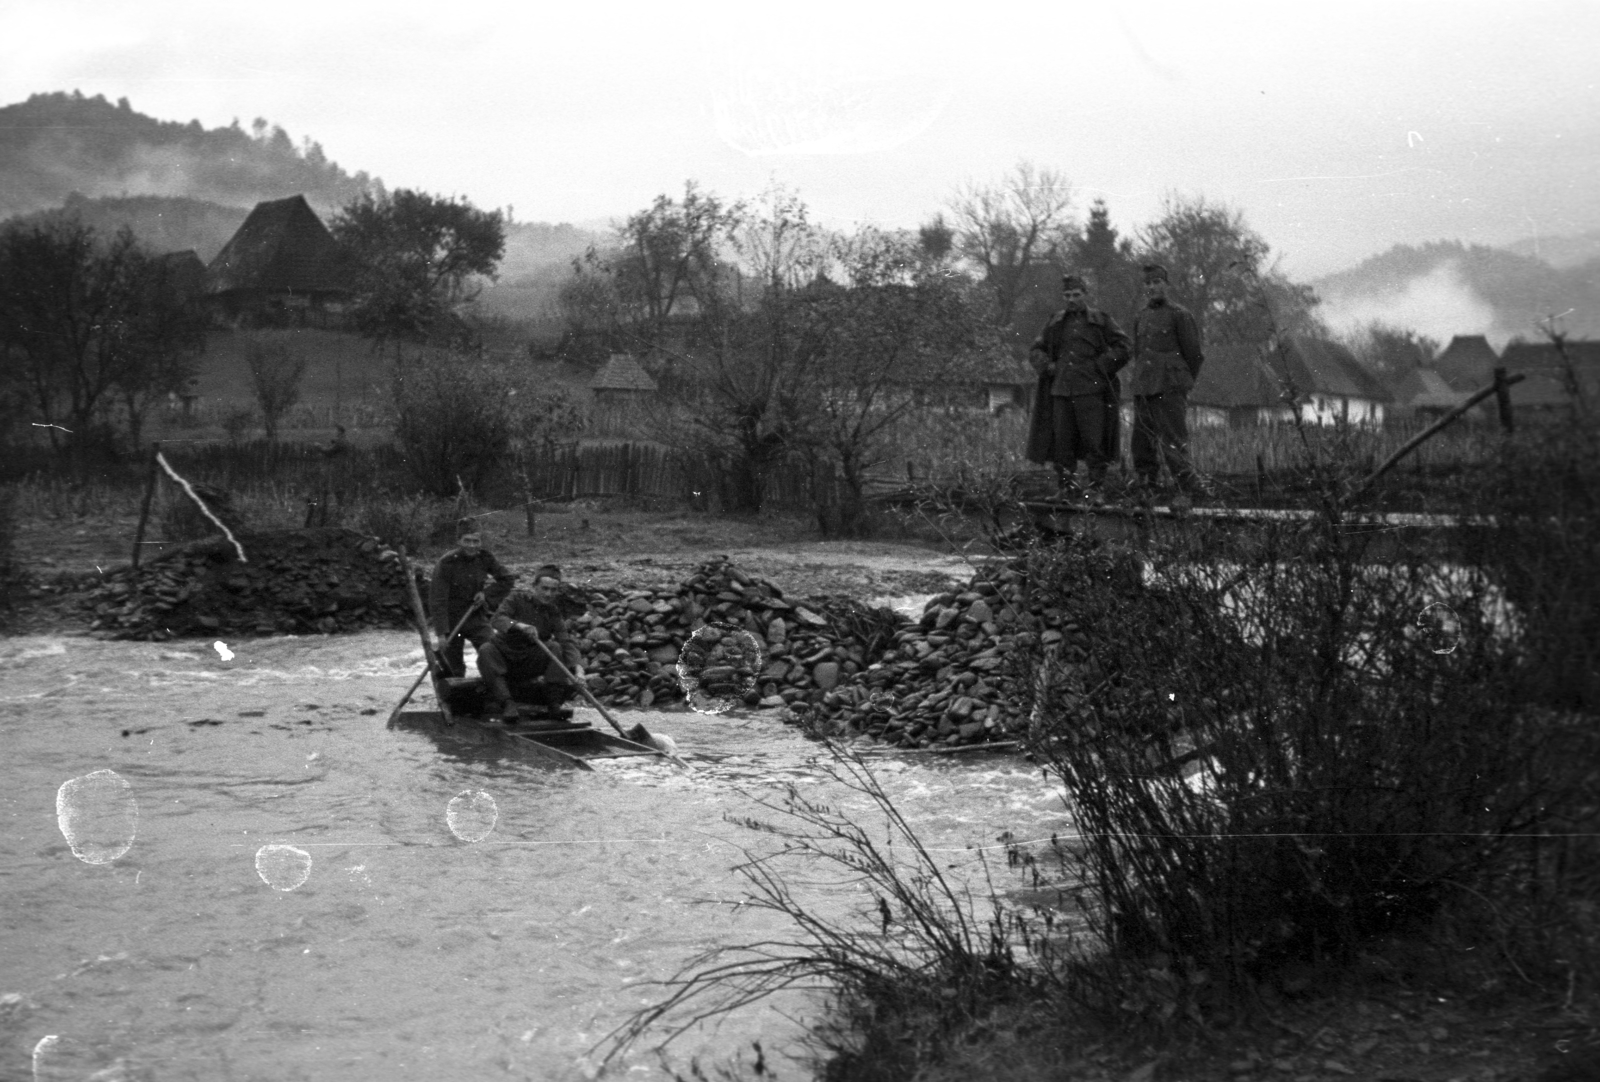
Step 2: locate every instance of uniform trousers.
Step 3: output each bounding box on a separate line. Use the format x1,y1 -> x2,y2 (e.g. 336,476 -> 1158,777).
1050,393 -> 1111,486
1132,392 -> 1199,487
476,640 -> 574,708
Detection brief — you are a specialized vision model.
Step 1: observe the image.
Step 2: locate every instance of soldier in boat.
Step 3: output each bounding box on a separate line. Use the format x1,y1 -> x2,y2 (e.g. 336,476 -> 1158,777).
476,564 -> 586,724
429,523 -> 516,677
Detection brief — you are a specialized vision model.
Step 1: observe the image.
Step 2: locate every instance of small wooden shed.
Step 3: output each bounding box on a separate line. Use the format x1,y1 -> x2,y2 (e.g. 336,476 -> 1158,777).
590,354 -> 659,407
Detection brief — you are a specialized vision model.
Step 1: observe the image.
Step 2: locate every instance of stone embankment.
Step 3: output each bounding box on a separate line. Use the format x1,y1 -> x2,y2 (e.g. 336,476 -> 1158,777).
72,534 -> 1079,749
570,556 -> 1078,749
85,528 -> 416,639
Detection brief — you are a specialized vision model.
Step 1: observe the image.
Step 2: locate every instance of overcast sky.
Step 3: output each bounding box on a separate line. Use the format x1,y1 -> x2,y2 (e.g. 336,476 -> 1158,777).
4,0 -> 1597,277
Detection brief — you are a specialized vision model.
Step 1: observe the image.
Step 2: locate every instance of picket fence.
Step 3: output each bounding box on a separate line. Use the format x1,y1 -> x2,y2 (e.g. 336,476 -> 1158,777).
520,441 -> 833,512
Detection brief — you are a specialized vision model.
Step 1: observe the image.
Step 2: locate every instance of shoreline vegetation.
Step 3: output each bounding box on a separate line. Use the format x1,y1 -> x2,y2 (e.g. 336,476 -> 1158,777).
3,403 -> 1595,1081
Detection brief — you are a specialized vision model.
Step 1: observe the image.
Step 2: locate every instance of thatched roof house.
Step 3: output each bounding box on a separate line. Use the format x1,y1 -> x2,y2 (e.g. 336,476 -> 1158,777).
203,195 -> 359,326
1190,336 -> 1392,426
590,354 -> 659,406
1388,365 -> 1472,418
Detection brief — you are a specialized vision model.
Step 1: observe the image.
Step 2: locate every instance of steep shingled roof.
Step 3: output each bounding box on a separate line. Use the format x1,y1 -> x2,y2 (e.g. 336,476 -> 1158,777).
590,354 -> 659,393
1499,340 -> 1600,408
204,195 -> 358,296
1433,335 -> 1501,393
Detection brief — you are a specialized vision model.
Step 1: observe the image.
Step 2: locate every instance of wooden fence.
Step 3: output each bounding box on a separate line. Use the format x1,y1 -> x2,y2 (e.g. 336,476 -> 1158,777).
521,441 -> 838,512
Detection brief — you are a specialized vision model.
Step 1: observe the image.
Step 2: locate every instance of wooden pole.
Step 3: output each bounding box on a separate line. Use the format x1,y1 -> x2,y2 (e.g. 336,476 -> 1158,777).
1345,371 -> 1526,504
131,441 -> 161,569
1493,366 -> 1515,433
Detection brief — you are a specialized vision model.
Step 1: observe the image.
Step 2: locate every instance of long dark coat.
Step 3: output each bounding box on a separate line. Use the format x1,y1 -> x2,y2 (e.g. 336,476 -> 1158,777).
1025,307 -> 1129,466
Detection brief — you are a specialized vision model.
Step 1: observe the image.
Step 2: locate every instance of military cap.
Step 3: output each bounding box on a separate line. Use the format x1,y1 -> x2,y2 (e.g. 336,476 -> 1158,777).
1142,263 -> 1170,283
1060,274 -> 1089,292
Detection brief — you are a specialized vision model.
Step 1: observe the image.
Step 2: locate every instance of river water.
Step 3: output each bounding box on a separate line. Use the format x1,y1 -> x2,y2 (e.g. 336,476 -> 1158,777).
0,632 -> 1067,1082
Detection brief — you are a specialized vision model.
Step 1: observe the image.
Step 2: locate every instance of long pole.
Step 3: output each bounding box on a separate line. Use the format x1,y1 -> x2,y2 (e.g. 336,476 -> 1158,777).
1344,371 -> 1526,504
386,598 -> 483,725
526,633 -> 691,770
130,441 -> 161,569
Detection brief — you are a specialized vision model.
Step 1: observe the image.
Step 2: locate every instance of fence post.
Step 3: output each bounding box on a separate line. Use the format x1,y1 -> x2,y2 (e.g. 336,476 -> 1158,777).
1493,366 -> 1515,433
131,441 -> 162,569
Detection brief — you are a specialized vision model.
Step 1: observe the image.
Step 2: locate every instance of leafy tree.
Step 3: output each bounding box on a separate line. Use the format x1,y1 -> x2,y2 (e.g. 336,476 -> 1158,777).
1135,192 -> 1319,347
0,218 -> 200,461
331,189 -> 505,354
790,228 -> 999,535
669,185 -> 826,512
948,161 -> 1076,331
1346,322 -> 1440,381
243,331 -> 309,442
390,350 -> 514,497
614,182 -> 743,348
112,253 -> 207,447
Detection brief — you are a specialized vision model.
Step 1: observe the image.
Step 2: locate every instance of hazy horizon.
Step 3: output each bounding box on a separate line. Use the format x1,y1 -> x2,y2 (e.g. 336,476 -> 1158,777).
4,0 -> 1597,285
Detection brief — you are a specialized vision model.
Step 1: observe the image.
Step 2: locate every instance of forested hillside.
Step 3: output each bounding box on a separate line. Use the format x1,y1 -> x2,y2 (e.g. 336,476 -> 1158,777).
0,90 -> 381,220
1315,240 -> 1600,340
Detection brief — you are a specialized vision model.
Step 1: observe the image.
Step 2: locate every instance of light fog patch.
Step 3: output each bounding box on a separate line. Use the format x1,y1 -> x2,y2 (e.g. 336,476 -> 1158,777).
254,844 -> 313,891
446,790 -> 499,843
56,769 -> 138,865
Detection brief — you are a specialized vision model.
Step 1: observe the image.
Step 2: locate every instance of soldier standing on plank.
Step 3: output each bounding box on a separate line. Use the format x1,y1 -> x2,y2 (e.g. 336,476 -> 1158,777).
429,524 -> 515,677
1130,264 -> 1210,501
1025,273 -> 1131,505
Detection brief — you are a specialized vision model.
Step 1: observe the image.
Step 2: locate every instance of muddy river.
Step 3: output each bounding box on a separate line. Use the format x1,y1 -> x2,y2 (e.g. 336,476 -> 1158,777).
0,632 -> 1066,1081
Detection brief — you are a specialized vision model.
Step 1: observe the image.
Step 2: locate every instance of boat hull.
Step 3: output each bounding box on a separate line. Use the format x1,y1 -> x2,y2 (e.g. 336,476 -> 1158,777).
389,710 -> 664,770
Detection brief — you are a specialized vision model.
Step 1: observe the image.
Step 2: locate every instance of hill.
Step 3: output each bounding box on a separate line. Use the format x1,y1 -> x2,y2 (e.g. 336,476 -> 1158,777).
1314,240 -> 1600,344
4,193 -> 248,262
1504,229 -> 1600,270
0,90 -> 382,221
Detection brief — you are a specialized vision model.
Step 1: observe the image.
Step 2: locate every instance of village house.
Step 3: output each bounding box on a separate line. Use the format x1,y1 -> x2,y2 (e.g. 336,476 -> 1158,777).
1188,336 -> 1393,427
203,195 -> 360,327
589,354 -> 659,408
1432,334 -> 1502,393
1498,339 -> 1600,416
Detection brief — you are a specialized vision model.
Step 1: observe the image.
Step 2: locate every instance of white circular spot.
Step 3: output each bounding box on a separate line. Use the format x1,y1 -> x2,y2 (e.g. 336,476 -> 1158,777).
676,626 -> 764,715
446,790 -> 498,843
1416,602 -> 1462,655
255,844 -> 312,891
55,770 -> 137,865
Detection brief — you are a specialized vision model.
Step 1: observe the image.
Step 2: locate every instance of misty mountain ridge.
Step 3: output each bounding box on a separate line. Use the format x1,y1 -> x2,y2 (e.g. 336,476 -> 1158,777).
1314,239 -> 1600,346
1504,229 -> 1600,270
0,92 -> 603,312
0,90 -> 382,221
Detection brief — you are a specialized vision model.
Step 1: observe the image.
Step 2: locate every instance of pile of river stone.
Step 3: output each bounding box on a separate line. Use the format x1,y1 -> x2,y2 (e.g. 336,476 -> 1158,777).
569,555 -> 1084,749
566,555 -> 901,711
87,528 -> 416,640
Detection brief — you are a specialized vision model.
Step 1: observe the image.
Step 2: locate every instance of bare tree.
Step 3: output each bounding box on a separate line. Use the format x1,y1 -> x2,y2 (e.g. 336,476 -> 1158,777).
948,161 -> 1076,329
244,331 -> 309,442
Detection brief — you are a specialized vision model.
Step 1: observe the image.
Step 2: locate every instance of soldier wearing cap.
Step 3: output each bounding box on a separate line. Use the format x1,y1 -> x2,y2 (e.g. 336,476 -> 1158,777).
476,564 -> 585,723
1130,264 -> 1208,498
429,523 -> 515,677
1025,273 -> 1131,503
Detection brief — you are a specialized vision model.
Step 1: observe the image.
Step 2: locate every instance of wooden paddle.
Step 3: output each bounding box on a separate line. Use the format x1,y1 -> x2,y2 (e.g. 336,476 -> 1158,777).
523,628 -> 693,770
386,597 -> 484,726
398,547 -> 459,727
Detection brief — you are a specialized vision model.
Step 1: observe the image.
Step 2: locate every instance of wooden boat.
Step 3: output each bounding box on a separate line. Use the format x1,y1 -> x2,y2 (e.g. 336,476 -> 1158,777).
393,557 -> 669,771
389,700 -> 665,771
